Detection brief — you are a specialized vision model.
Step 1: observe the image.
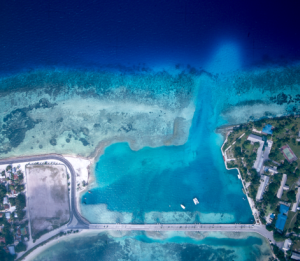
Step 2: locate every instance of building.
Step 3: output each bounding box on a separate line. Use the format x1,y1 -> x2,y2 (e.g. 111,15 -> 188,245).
265,166 -> 278,174
247,134 -> 265,172
8,245 -> 15,255
291,252 -> 300,260
3,196 -> 8,205
0,213 -> 3,218
283,238 -> 292,251
277,174 -> 287,199
275,204 -> 290,232
283,185 -> 290,190
256,175 -> 270,201
292,187 -> 300,212
262,124 -> 273,135
5,212 -> 10,220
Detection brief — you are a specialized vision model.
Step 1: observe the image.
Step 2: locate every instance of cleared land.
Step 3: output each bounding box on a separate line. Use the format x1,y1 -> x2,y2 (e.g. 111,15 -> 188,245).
26,165 -> 70,239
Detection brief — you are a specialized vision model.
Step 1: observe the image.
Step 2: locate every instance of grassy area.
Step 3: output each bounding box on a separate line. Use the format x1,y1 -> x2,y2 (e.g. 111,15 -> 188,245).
292,240 -> 300,252
284,211 -> 298,232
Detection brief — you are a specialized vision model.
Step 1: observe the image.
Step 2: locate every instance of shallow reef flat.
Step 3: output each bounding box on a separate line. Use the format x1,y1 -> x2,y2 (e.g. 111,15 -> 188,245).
29,230 -> 272,261
0,64 -> 300,160
0,69 -> 197,159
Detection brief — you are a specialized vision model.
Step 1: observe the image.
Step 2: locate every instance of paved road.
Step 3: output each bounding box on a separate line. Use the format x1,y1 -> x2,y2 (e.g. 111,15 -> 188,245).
0,154 -> 274,243
88,223 -> 274,243
0,154 -> 90,228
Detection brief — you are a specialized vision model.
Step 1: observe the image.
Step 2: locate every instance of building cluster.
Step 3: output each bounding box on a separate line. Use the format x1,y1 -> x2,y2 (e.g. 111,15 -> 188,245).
0,164 -> 28,256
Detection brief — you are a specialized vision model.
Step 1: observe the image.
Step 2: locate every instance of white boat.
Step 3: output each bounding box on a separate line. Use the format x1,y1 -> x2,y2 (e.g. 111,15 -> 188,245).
181,204 -> 185,209
193,198 -> 199,205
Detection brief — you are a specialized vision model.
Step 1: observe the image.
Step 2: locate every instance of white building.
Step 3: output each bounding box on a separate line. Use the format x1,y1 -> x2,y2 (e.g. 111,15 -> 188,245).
292,187 -> 300,212
267,167 -> 278,174
277,174 -> 287,199
8,245 -> 15,255
256,175 -> 270,201
5,212 -> 10,220
291,252 -> 300,260
282,238 -> 292,251
3,196 -> 8,205
247,134 -> 265,172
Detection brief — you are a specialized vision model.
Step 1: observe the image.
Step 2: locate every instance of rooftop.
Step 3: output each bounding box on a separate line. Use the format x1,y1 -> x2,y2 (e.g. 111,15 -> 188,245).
256,175 -> 269,201
275,213 -> 288,231
262,124 -> 273,135
291,252 -> 300,260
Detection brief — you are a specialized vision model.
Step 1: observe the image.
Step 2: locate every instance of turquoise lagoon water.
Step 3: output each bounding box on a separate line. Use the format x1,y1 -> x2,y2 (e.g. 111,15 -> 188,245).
30,231 -> 272,261
81,81 -> 254,224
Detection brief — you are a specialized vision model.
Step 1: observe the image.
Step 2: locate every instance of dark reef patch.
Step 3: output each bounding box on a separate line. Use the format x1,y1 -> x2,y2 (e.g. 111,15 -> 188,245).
270,92 -> 294,105
80,127 -> 89,136
50,138 -> 57,146
79,138 -> 89,146
0,98 -> 56,154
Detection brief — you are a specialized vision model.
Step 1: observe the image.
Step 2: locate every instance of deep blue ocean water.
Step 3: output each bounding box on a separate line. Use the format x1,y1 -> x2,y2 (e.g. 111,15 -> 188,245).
1,0 -> 300,260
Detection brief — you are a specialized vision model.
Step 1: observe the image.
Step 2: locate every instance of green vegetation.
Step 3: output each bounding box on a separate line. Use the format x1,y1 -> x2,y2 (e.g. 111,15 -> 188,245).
1,220 -> 14,245
287,190 -> 296,202
15,193 -> 26,220
0,184 -> 7,202
15,242 -> 27,253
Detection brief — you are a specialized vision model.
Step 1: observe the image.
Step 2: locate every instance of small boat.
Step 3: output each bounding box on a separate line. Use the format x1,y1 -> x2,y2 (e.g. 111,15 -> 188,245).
181,204 -> 186,209
193,198 -> 199,205
88,190 -> 92,194
243,197 -> 246,200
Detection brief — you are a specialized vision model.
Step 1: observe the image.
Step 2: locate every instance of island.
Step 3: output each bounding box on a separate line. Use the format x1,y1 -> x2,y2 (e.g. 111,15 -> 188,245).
221,115 -> 300,261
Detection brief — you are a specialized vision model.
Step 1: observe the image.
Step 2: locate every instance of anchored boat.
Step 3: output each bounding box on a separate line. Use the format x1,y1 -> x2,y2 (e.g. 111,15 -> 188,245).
181,204 -> 186,209
193,198 -> 199,205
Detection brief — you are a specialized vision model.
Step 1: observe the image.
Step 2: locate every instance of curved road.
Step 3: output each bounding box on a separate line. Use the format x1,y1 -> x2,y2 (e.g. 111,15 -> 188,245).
0,154 -> 90,228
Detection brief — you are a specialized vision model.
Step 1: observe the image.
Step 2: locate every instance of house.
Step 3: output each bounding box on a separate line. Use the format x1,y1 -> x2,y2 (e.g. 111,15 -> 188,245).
277,174 -> 287,199
275,204 -> 290,232
5,212 -> 10,220
291,252 -> 300,260
0,237 -> 5,244
13,174 -> 18,181
4,204 -> 9,210
8,245 -> 15,255
3,196 -> 8,205
0,213 -> 3,218
262,124 -> 273,135
283,238 -> 292,251
247,134 -> 265,172
256,175 -> 270,201
266,167 -> 278,174
14,212 -> 17,218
